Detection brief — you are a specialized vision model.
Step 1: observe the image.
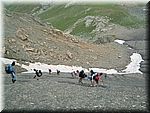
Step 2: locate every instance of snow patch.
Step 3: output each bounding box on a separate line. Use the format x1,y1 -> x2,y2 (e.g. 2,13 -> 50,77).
114,39 -> 125,45
121,53 -> 144,74
0,52 -> 144,74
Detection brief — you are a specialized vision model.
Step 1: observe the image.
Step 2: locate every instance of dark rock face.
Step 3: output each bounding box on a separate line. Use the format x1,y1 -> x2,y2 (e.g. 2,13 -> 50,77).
93,35 -> 116,44
139,59 -> 149,74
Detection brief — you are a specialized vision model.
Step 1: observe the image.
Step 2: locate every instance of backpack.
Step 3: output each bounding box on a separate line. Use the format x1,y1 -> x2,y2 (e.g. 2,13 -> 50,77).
5,64 -> 10,73
95,74 -> 100,81
84,73 -> 87,78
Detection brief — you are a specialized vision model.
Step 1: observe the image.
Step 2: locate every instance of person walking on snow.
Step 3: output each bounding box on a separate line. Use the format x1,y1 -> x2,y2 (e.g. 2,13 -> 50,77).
5,61 -> 17,83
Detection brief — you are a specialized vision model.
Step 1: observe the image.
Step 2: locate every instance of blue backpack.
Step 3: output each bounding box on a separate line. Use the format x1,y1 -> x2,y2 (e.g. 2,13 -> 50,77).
5,64 -> 10,73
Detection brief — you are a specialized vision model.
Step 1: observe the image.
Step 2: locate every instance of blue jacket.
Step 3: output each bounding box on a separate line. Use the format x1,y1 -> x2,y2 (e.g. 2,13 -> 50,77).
5,64 -> 16,74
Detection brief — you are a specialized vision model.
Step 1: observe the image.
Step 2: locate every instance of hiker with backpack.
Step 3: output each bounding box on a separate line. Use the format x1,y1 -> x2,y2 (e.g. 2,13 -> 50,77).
93,73 -> 104,86
33,69 -> 43,80
88,70 -> 96,86
89,70 -> 104,86
5,61 -> 17,83
78,70 -> 87,84
71,70 -> 79,78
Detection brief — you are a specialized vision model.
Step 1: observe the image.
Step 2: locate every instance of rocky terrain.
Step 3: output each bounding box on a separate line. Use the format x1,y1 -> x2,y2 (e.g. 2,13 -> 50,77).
1,72 -> 148,112
3,10 -> 135,71
3,6 -> 148,73
1,2 -> 149,112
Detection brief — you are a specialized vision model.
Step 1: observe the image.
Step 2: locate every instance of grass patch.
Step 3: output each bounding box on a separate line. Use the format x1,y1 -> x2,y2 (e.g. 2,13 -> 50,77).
71,21 -> 95,36
5,3 -> 145,32
38,3 -> 145,30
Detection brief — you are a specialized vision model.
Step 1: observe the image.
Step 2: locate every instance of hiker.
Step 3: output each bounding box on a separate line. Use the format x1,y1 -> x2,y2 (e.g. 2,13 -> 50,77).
88,70 -> 96,86
89,70 -> 104,86
71,70 -> 79,78
90,70 -> 95,75
93,73 -> 104,86
71,71 -> 75,78
57,70 -> 60,75
75,70 -> 79,77
76,70 -> 79,73
39,70 -> 42,76
49,69 -> 52,74
78,70 -> 87,84
33,69 -> 42,80
5,61 -> 17,83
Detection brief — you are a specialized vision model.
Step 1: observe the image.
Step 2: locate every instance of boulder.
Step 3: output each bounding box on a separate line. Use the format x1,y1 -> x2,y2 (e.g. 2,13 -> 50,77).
71,38 -> 79,43
16,28 -> 28,41
94,35 -> 116,44
25,48 -> 34,52
139,67 -> 148,73
66,50 -> 73,59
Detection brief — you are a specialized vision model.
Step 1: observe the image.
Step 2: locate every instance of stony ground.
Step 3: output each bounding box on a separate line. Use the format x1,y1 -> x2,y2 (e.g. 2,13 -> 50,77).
1,72 -> 148,112
2,4 -> 148,113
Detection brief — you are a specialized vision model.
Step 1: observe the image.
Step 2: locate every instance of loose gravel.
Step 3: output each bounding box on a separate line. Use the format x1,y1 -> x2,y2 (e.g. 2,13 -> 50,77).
1,72 -> 148,112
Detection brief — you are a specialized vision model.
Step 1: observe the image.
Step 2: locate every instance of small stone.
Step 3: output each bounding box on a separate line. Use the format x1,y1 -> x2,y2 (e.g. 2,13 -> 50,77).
30,103 -> 34,105
86,62 -> 90,64
132,105 -> 136,107
66,50 -> 73,59
11,39 -> 16,43
26,48 -> 35,52
118,56 -> 121,58
76,59 -> 79,61
137,95 -> 140,98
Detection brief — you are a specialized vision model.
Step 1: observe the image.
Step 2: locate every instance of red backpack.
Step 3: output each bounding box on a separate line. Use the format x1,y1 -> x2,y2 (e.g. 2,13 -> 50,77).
95,74 -> 99,81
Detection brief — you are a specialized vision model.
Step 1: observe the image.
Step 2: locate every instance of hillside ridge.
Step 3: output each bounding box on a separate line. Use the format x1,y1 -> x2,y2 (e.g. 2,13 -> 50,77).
3,11 -> 133,71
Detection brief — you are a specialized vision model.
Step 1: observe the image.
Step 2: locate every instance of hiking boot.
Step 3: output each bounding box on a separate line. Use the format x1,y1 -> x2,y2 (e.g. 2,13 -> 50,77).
12,79 -> 16,83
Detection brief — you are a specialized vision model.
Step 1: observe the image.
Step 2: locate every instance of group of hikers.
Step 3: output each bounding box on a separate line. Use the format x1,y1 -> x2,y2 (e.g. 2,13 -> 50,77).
5,61 -> 104,86
71,69 -> 104,87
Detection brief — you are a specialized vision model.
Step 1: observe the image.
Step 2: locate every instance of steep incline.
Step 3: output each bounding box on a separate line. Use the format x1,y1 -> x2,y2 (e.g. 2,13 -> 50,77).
3,11 -> 132,70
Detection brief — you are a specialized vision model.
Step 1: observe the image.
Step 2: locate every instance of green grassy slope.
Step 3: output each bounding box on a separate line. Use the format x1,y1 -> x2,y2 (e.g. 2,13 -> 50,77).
4,4 -> 41,14
5,3 -> 146,38
37,4 -> 145,29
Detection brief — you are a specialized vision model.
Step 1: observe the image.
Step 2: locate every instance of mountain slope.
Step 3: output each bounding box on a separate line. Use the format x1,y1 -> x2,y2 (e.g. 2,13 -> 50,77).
3,11 -> 132,70
5,3 -> 146,42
